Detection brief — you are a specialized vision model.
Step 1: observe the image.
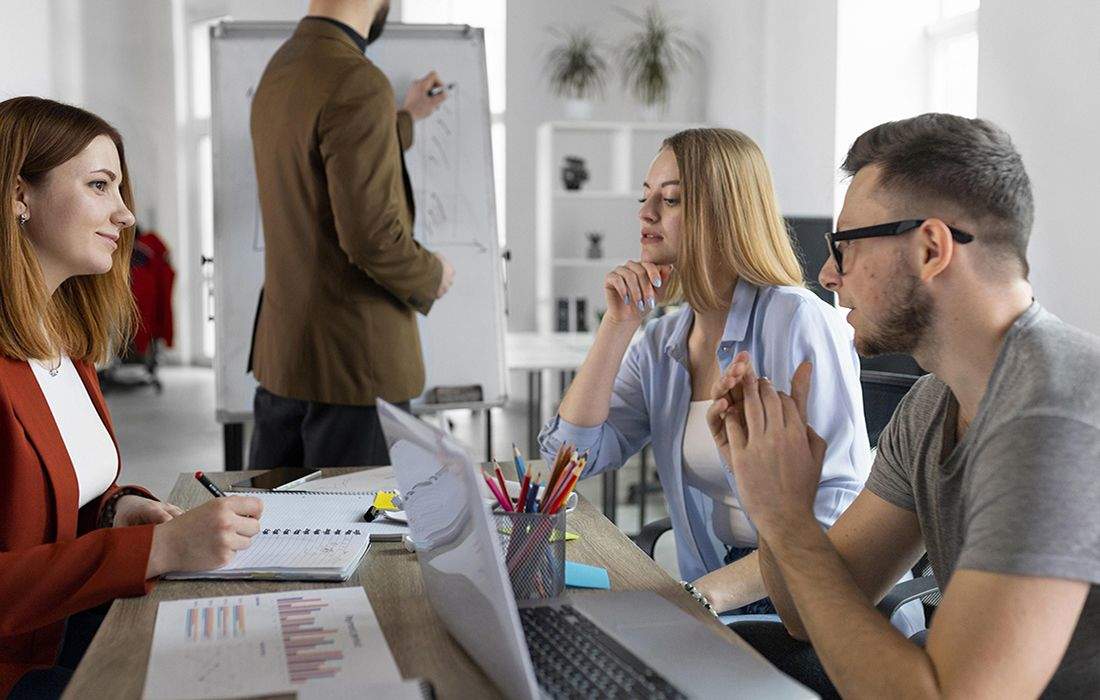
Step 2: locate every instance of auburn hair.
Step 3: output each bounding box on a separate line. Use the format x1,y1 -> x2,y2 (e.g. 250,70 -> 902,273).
0,96 -> 136,364
660,128 -> 803,310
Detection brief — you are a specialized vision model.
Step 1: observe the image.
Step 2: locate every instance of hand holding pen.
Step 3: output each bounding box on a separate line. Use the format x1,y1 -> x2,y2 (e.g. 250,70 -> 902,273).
141,473 -> 264,579
403,70 -> 450,120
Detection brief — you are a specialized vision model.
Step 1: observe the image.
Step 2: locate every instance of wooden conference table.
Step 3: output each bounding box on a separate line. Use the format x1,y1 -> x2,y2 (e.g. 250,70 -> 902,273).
65,466 -> 752,699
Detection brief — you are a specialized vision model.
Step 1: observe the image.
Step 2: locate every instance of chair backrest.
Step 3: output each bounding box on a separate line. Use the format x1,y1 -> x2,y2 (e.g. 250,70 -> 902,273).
860,370 -> 921,447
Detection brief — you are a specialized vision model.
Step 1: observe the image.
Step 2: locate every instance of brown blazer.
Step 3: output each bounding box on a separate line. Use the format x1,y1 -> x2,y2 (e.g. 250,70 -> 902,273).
249,18 -> 443,406
0,357 -> 155,694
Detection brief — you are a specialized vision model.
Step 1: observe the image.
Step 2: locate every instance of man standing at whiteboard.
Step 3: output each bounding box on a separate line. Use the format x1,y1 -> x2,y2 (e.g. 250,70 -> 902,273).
247,0 -> 455,468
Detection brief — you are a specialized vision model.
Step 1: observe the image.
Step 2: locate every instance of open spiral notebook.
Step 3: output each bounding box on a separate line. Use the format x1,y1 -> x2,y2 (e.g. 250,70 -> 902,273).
165,491 -> 406,581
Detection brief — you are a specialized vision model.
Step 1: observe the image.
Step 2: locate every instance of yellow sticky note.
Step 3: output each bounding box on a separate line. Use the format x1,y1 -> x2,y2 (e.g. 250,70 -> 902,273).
373,491 -> 399,511
550,531 -> 580,543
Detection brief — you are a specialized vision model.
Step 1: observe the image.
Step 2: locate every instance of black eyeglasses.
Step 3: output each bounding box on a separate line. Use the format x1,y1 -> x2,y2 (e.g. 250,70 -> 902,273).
824,219 -> 974,276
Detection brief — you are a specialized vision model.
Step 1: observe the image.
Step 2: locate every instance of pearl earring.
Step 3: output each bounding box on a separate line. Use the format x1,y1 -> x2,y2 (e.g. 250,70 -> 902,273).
17,213 -> 28,226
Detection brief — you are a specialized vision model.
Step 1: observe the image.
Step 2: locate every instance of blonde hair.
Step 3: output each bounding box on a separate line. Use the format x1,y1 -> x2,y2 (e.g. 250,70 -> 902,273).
660,128 -> 803,311
0,97 -> 136,364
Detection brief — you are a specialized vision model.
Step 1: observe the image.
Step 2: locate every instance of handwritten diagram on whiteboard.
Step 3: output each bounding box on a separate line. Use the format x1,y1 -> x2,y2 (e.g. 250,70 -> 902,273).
415,87 -> 460,246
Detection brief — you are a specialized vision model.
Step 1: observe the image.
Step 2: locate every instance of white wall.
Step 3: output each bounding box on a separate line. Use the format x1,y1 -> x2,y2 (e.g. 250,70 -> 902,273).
505,0 -> 838,331
760,0 -> 838,218
835,0 -> 938,213
701,0 -> 838,217
978,0 -> 1100,335
0,1 -> 54,99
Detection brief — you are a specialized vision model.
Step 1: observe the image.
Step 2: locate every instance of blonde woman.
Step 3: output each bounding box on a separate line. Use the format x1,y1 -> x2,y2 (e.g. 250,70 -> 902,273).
538,128 -> 921,634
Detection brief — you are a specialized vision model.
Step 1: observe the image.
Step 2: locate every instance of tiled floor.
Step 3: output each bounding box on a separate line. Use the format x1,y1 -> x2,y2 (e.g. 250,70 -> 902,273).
103,366 -> 679,577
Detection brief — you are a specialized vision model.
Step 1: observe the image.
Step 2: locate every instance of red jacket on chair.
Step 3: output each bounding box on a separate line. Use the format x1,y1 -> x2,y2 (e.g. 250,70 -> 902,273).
131,231 -> 175,355
0,356 -> 156,695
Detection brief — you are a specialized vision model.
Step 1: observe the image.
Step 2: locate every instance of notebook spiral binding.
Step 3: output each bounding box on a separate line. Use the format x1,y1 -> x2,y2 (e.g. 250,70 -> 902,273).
260,528 -> 364,535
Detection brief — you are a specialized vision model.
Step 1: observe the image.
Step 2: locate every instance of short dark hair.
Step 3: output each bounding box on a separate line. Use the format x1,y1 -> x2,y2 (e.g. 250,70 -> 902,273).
842,113 -> 1034,275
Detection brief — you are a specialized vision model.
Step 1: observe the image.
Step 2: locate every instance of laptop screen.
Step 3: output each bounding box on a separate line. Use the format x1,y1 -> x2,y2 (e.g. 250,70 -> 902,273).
377,400 -> 541,700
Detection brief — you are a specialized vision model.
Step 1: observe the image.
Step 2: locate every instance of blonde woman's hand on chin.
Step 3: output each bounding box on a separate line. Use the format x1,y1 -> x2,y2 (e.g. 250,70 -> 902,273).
144,496 -> 264,578
602,260 -> 673,326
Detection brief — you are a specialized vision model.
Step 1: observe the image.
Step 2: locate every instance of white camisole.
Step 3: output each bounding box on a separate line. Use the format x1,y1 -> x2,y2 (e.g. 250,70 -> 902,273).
681,400 -> 758,547
30,357 -> 118,507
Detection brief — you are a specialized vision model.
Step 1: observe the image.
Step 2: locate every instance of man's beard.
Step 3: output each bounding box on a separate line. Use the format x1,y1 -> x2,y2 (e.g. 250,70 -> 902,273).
855,263 -> 934,357
367,2 -> 389,45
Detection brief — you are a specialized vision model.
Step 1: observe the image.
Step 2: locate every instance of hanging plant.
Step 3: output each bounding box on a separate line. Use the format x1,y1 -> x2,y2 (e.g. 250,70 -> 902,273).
545,27 -> 609,100
618,4 -> 698,108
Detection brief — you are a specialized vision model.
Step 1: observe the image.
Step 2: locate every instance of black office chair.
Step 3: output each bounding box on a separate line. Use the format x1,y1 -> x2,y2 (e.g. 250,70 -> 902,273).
860,369 -> 919,447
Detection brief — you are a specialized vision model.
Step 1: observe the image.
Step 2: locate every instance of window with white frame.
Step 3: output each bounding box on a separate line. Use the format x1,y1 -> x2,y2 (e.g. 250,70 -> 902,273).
834,0 -> 980,214
186,16 -> 223,362
402,0 -> 507,247
927,0 -> 979,117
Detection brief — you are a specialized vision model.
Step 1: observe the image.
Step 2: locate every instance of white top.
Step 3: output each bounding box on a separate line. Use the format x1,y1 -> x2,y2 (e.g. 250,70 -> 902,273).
30,357 -> 118,507
682,401 -> 758,547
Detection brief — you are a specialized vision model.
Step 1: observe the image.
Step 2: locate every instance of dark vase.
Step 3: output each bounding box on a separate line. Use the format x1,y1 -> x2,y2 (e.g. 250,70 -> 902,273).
561,156 -> 589,191
585,231 -> 604,259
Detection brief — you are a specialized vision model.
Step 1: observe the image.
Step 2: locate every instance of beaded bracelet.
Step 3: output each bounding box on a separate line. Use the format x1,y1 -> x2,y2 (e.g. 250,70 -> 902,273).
97,487 -> 149,528
681,580 -> 719,618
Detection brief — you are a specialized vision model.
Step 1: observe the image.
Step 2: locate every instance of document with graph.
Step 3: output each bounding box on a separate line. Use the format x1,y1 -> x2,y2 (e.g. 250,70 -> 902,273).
142,587 -> 428,699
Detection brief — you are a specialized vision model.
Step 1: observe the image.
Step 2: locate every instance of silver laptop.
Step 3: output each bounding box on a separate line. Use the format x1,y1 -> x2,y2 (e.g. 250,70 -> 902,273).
377,399 -> 814,699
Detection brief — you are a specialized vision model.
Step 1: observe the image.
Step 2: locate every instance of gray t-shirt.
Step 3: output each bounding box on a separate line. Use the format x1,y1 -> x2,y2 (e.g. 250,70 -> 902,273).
867,303 -> 1100,697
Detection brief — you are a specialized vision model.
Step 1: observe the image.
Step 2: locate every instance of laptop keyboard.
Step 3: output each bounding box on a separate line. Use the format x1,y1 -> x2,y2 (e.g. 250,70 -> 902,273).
517,605 -> 688,699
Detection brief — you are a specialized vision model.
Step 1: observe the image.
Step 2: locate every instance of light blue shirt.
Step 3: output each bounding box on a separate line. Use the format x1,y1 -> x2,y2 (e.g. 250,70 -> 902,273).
539,279 -> 870,581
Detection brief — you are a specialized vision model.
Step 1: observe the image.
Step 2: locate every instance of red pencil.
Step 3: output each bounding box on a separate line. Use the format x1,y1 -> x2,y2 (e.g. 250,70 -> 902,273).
492,460 -> 511,504
483,473 -> 513,512
516,471 -> 532,513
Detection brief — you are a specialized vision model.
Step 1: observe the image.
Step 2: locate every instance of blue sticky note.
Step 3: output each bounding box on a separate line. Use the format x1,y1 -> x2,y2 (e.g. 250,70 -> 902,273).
565,561 -> 610,590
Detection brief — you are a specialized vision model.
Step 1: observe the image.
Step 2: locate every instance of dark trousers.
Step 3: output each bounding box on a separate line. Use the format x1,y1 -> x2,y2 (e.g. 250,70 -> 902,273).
9,605 -> 108,700
724,545 -> 778,615
249,386 -> 408,468
728,621 -> 928,698
727,620 -> 840,699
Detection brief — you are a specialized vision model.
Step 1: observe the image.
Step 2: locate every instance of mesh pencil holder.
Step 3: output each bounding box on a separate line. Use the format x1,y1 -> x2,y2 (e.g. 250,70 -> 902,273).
492,508 -> 567,601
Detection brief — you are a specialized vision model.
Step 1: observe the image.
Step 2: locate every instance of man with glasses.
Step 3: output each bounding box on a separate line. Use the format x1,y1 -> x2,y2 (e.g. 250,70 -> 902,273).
708,113 -> 1099,696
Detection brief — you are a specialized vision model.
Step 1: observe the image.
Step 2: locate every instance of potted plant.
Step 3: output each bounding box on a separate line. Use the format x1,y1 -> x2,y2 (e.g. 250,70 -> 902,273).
545,27 -> 608,120
618,4 -> 698,119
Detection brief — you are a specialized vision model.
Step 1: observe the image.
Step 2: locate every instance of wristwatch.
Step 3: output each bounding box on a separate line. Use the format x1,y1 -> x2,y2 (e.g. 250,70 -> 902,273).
681,580 -> 719,618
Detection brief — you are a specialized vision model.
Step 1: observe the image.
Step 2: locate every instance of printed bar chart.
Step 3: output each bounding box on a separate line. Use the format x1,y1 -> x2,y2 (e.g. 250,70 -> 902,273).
146,588 -> 411,699
186,603 -> 246,641
277,596 -> 344,684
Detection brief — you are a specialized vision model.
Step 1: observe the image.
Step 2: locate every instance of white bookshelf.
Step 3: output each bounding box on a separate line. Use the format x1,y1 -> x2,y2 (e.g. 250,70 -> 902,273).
535,120 -> 705,334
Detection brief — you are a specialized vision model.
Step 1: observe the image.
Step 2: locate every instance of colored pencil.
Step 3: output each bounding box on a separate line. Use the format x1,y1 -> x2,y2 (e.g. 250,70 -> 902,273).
549,467 -> 582,514
512,443 -> 527,481
545,444 -> 573,502
492,460 -> 511,504
483,473 -> 513,512
541,464 -> 574,513
516,471 -> 532,513
527,477 -> 541,513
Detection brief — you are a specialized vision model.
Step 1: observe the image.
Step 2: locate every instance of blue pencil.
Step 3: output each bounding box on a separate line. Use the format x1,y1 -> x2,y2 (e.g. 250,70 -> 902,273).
512,443 -> 527,481
526,480 -> 540,513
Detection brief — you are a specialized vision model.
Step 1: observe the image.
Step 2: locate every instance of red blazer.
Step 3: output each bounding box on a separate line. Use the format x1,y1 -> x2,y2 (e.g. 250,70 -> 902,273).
0,356 -> 156,695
